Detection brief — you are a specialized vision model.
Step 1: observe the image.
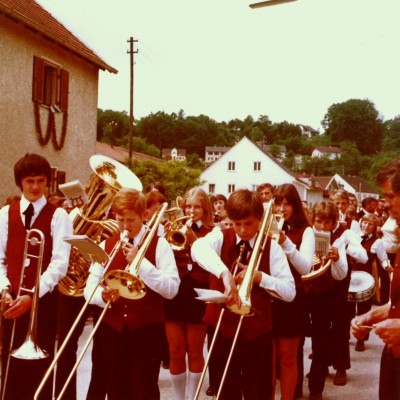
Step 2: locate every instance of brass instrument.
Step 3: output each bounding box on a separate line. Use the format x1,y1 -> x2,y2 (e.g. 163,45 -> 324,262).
195,200 -> 275,400
58,155 -> 142,297
302,230 -> 332,281
164,215 -> 193,251
45,202 -> 168,400
1,229 -> 46,400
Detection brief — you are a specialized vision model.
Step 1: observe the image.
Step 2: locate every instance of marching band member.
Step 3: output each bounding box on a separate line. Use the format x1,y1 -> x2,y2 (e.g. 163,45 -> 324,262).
0,153 -> 72,400
306,201 -> 348,400
164,187 -> 215,400
348,214 -> 390,352
192,189 -> 295,400
329,191 -> 368,386
211,194 -> 228,223
84,188 -> 179,400
273,183 -> 315,400
352,157 -> 400,400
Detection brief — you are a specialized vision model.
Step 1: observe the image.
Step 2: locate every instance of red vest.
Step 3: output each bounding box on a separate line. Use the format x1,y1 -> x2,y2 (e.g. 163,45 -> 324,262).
7,201 -> 56,295
203,228 -> 272,340
389,249 -> 400,357
102,234 -> 164,332
352,235 -> 376,274
285,226 -> 306,288
174,224 -> 211,284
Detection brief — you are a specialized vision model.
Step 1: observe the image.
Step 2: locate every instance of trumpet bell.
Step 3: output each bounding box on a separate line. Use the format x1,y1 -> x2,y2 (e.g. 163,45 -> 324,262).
104,270 -> 146,300
11,337 -> 48,360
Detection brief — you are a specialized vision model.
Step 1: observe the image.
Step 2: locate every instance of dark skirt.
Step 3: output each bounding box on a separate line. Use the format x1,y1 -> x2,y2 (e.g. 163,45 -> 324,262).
271,287 -> 310,338
165,273 -> 208,324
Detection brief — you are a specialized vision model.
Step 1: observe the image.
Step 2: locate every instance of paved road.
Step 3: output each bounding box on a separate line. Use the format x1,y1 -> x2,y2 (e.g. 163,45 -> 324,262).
76,314 -> 383,400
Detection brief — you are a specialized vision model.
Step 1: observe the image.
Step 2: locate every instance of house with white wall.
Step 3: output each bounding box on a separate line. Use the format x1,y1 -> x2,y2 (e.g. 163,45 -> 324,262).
199,136 -> 317,202
311,146 -> 341,160
162,148 -> 186,161
0,0 -> 116,202
299,124 -> 319,138
205,146 -> 230,163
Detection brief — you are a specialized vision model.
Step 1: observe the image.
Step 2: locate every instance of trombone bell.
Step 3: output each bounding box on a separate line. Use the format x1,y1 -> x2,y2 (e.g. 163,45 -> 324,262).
104,270 -> 146,300
11,337 -> 48,360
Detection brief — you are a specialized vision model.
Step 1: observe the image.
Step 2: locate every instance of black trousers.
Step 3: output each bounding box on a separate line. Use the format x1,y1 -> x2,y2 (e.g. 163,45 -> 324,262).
308,289 -> 335,395
208,329 -> 273,400
1,291 -> 58,400
55,294 -> 101,400
379,346 -> 400,400
93,322 -> 164,400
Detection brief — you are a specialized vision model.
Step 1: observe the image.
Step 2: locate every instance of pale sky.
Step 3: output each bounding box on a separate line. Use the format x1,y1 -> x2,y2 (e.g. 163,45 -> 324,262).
37,0 -> 400,131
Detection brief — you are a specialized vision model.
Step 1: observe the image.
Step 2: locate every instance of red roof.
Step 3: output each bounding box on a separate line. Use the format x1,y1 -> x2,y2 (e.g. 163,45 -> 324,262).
0,0 -> 117,73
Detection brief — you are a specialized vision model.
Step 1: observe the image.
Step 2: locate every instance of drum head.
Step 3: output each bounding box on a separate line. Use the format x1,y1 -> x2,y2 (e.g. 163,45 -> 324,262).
348,271 -> 376,302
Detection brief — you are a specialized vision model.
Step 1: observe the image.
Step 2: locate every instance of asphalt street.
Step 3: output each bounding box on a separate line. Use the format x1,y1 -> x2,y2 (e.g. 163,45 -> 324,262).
76,312 -> 383,400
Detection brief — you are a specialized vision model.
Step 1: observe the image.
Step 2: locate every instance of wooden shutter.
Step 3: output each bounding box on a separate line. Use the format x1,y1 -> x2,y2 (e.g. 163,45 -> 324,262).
32,56 -> 44,102
59,69 -> 69,112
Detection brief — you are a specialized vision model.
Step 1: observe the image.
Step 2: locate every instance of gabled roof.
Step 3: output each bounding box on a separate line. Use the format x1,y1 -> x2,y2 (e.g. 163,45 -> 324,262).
205,146 -> 230,153
338,175 -> 379,195
299,124 -> 319,133
312,146 -> 341,154
0,0 -> 117,73
96,142 -> 164,164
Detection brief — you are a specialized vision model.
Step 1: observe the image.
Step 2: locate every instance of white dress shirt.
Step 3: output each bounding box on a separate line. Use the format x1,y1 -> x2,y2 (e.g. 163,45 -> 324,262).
333,223 -> 368,264
359,233 -> 390,269
85,226 -> 180,308
0,195 -> 72,297
380,216 -> 400,255
191,229 -> 296,302
280,226 -> 315,276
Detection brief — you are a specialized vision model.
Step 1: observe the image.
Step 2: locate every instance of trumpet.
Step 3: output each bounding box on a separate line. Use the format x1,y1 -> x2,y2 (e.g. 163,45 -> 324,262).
164,214 -> 194,251
1,229 -> 46,400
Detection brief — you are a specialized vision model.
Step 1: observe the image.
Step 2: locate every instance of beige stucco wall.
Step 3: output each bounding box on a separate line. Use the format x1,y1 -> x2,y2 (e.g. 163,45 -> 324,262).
0,15 -> 100,203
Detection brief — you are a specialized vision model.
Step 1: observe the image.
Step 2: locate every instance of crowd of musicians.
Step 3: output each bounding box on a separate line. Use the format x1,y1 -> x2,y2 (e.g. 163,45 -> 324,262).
0,152 -> 400,400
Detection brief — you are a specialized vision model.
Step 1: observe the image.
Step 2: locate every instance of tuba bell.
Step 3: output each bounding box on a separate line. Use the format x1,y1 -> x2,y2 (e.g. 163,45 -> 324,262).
57,155 -> 142,297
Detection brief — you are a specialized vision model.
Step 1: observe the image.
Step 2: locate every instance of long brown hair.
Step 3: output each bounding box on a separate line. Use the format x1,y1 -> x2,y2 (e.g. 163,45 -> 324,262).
183,187 -> 214,230
274,183 -> 310,229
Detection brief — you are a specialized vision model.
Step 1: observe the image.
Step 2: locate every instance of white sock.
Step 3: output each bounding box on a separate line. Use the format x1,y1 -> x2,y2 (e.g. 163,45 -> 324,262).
187,371 -> 202,400
170,372 -> 186,400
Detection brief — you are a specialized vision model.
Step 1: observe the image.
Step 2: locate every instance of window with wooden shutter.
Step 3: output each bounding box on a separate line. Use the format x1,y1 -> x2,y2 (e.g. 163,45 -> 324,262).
32,56 -> 69,112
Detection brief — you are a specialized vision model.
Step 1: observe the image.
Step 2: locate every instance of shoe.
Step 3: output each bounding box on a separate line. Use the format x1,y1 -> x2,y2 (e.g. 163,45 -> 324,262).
309,393 -> 323,400
206,386 -> 217,396
161,360 -> 170,369
355,339 -> 365,352
333,369 -> 347,386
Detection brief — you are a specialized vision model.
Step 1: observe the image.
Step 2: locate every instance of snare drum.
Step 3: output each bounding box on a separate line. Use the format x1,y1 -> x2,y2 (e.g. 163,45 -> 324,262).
348,271 -> 376,302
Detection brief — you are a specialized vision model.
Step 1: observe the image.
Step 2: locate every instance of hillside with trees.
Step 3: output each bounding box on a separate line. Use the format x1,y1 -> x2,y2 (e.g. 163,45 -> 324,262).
97,99 -> 400,191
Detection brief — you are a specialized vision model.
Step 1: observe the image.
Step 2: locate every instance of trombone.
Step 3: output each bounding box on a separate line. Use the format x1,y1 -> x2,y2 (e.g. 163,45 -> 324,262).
35,202 -> 168,400
194,200 -> 276,400
1,229 -> 46,400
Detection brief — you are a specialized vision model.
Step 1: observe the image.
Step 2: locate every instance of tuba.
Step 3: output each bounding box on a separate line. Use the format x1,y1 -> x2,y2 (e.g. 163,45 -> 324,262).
57,155 -> 142,297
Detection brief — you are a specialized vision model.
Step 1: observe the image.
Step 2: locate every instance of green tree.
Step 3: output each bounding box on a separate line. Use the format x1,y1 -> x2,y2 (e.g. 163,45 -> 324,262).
321,99 -> 384,155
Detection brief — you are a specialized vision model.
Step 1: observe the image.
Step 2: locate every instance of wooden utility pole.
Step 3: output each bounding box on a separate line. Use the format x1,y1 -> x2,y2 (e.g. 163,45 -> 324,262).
127,37 -> 138,159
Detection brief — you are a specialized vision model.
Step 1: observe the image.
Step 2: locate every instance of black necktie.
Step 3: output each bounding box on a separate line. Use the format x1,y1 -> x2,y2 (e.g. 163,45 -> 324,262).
23,203 -> 34,230
191,222 -> 199,233
361,234 -> 368,245
128,238 -> 134,245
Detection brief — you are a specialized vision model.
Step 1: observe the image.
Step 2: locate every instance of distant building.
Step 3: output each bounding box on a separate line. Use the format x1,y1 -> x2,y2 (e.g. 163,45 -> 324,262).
299,124 -> 319,138
162,148 -> 186,161
311,146 -> 342,160
257,143 -> 287,161
205,146 -> 230,163
199,136 -> 318,204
